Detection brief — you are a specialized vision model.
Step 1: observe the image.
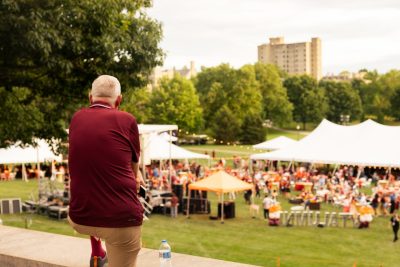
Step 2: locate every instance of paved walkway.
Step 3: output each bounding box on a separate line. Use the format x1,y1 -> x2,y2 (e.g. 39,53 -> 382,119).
0,225 -> 260,267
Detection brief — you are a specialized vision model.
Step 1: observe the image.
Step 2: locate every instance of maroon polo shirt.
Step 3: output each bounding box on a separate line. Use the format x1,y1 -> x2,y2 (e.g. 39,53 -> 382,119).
68,101 -> 143,227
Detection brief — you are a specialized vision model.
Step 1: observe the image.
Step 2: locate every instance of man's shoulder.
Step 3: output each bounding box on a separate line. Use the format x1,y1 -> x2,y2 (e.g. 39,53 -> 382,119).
114,110 -> 138,126
70,108 -> 89,122
116,110 -> 136,120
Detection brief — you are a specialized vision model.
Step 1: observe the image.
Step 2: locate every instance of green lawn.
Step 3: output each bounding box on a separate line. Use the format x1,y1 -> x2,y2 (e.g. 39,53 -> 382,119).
0,180 -> 398,267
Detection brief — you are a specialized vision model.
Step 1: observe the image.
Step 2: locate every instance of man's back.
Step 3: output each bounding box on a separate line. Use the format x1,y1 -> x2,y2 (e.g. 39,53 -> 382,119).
68,102 -> 143,228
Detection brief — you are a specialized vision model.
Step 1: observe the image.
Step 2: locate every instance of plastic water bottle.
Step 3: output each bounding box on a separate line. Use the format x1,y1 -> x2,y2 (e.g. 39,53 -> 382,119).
159,240 -> 172,267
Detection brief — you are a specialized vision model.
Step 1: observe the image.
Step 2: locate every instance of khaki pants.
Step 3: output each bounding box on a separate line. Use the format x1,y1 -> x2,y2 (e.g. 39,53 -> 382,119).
68,217 -> 141,267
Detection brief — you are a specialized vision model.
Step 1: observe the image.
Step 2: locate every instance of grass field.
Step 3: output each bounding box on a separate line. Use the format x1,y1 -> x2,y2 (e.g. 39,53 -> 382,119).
0,180 -> 398,267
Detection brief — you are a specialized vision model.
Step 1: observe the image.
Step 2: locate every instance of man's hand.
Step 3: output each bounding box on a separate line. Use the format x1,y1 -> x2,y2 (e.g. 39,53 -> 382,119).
132,162 -> 145,193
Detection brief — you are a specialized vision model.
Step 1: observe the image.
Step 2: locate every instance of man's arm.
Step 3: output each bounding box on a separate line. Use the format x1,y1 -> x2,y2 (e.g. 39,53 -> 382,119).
132,162 -> 145,193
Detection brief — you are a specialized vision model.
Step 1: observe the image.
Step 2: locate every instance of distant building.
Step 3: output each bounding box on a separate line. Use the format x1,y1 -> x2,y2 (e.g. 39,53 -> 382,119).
148,61 -> 197,91
258,37 -> 322,80
322,71 -> 368,82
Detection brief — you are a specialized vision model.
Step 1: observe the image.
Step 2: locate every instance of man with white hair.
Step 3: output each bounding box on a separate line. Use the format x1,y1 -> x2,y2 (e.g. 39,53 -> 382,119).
68,75 -> 143,267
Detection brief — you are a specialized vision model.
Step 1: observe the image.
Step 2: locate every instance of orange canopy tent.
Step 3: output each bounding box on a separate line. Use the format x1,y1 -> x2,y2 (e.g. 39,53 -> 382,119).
187,171 -> 253,223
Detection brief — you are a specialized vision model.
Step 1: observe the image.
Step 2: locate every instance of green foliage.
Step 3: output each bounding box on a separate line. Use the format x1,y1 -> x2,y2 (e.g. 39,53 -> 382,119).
253,63 -> 293,126
284,75 -> 327,129
149,75 -> 203,132
240,115 -> 266,144
195,64 -> 263,142
210,105 -> 241,142
354,70 -> 400,123
390,88 -> 400,120
121,87 -> 152,123
0,0 -> 163,147
320,80 -> 362,123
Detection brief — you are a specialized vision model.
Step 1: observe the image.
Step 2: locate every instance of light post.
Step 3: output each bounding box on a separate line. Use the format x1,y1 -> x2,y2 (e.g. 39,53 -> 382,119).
296,124 -> 300,140
340,114 -> 350,125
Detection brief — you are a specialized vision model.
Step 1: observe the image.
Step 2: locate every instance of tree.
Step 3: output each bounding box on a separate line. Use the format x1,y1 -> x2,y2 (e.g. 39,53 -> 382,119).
354,70 -> 400,123
240,115 -> 266,144
149,75 -> 203,132
0,0 -> 163,147
390,87 -> 400,120
210,105 -> 241,143
195,64 -> 263,142
121,87 -> 152,123
320,80 -> 362,123
284,75 -> 327,129
253,63 -> 293,126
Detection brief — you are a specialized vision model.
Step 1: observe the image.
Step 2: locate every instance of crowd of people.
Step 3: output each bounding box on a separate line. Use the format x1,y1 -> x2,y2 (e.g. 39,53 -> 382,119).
143,158 -> 400,234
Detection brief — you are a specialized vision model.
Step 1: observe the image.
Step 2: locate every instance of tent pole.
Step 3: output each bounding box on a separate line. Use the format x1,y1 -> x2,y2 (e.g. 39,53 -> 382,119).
249,158 -> 252,176
169,130 -> 173,188
186,189 -> 191,219
22,163 -> 28,182
356,166 -> 362,179
332,164 -> 338,175
221,192 -> 224,224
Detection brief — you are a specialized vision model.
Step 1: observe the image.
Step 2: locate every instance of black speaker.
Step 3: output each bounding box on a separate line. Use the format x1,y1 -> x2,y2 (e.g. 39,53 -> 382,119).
12,199 -> 21,213
1,199 -> 10,214
218,202 -> 235,219
0,198 -> 22,214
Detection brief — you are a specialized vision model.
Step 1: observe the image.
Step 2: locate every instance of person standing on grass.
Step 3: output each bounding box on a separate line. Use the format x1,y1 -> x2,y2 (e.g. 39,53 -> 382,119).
262,194 -> 273,220
391,214 -> 399,242
68,75 -> 143,267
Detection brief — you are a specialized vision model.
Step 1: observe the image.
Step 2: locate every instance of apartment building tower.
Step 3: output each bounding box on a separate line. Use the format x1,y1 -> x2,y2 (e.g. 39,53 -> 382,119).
258,37 -> 322,80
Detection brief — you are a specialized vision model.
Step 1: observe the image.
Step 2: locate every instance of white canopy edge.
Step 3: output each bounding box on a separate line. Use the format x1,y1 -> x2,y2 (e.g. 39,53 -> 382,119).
138,124 -> 178,134
0,139 -> 62,164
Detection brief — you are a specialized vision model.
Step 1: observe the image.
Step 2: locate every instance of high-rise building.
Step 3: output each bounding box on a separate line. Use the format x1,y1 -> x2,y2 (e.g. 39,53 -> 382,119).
258,37 -> 322,80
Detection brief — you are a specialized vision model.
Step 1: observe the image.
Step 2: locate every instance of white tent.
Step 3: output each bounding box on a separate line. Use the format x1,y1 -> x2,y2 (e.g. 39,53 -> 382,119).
0,139 -> 62,164
145,134 -> 209,160
253,136 -> 297,150
159,132 -> 178,142
251,119 -> 400,167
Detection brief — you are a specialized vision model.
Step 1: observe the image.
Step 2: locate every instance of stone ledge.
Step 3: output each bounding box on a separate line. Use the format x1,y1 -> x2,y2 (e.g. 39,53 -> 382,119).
0,225 -> 259,267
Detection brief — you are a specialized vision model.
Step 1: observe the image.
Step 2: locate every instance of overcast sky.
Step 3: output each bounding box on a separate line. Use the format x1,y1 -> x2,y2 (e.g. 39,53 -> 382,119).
147,0 -> 400,75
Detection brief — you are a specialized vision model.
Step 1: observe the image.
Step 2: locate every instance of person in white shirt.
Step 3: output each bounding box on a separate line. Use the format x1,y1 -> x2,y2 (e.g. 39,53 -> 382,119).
262,194 -> 273,219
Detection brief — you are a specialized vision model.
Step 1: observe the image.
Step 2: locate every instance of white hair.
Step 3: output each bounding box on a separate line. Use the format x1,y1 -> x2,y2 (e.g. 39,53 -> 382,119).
91,75 -> 121,103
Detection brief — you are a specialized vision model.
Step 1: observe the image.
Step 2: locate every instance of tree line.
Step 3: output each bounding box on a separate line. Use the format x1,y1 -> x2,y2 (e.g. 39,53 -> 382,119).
122,64 -> 400,144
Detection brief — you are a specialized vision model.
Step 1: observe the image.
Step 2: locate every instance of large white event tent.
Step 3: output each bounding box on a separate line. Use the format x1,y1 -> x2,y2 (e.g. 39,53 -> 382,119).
0,139 -> 62,164
253,136 -> 297,151
251,119 -> 400,167
137,124 -> 209,181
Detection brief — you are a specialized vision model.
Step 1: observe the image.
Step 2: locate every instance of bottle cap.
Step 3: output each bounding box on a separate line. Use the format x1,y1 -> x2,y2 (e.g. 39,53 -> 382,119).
162,240 -> 167,243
